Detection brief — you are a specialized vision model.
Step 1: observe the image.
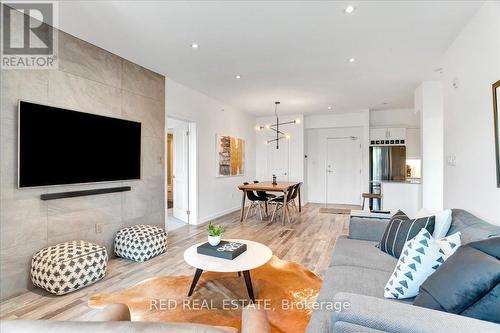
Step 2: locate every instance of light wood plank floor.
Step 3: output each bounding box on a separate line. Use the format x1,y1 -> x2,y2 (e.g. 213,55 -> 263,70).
0,203 -> 350,321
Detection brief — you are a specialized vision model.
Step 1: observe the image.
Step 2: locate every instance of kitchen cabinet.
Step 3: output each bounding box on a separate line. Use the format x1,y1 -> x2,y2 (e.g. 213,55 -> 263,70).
370,127 -> 407,144
387,128 -> 406,140
382,181 -> 422,217
370,128 -> 388,141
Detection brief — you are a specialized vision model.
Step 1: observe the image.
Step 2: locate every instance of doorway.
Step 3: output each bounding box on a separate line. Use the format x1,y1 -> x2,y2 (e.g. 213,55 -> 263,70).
166,117 -> 196,230
326,136 -> 362,205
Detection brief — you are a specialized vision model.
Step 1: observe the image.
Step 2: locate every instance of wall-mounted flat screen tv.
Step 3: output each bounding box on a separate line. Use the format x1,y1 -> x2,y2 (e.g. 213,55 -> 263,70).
18,101 -> 141,188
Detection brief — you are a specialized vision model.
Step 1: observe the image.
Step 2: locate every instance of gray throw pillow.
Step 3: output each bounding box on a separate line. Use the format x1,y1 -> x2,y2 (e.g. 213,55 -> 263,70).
379,210 -> 435,258
414,237 -> 500,324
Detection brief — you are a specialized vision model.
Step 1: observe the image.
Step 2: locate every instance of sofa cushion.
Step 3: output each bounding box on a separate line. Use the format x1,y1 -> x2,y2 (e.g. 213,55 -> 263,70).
330,236 -> 397,273
448,209 -> 500,244
349,217 -> 390,242
379,210 -> 435,259
307,265 -> 413,333
384,229 -> 461,299
414,237 -> 500,323
321,265 -> 414,303
414,209 -> 452,239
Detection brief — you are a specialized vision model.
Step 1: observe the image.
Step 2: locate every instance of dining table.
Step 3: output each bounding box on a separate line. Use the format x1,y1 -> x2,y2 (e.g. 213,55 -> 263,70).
238,181 -> 302,225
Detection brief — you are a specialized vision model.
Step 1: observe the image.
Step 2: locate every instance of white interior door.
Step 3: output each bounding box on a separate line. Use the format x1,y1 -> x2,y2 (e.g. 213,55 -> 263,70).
266,137 -> 289,181
326,137 -> 362,205
173,122 -> 189,223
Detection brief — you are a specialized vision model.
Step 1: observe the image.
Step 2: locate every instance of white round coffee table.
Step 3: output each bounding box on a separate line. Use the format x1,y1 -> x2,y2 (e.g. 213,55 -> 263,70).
184,239 -> 272,301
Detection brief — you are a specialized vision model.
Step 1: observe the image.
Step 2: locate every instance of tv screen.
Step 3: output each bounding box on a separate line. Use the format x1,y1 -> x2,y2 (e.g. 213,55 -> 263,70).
18,101 -> 141,188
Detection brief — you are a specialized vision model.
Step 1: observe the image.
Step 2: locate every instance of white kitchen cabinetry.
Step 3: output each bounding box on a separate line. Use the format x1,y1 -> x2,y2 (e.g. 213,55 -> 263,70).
370,127 -> 407,143
370,128 -> 388,141
406,128 -> 421,159
382,181 -> 422,217
387,128 -> 406,140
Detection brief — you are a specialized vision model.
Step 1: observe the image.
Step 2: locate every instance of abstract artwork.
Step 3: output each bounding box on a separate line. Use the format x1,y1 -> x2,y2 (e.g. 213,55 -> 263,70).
217,135 -> 245,176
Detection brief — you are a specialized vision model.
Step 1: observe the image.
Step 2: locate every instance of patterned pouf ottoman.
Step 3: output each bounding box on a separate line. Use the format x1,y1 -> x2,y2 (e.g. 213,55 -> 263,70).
114,224 -> 167,262
31,240 -> 108,295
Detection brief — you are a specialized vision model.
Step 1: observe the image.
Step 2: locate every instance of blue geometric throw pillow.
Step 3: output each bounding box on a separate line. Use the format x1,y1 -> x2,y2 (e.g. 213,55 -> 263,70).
384,229 -> 461,299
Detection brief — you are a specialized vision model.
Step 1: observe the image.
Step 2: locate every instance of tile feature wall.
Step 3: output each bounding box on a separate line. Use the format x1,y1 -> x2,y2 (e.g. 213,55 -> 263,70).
0,9 -> 166,299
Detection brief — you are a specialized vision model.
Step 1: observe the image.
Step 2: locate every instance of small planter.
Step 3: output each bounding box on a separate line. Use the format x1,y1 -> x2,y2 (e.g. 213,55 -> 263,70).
208,235 -> 222,246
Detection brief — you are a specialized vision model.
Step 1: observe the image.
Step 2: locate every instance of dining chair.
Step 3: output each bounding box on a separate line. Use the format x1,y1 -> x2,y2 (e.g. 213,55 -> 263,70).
288,183 -> 302,212
269,185 -> 296,224
243,182 -> 268,221
253,180 -> 277,199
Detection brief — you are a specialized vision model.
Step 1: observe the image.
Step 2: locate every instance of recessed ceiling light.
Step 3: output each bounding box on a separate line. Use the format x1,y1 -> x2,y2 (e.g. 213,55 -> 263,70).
235,75 -> 241,79
344,5 -> 356,14
327,106 -> 332,110
348,57 -> 356,63
191,43 -> 199,49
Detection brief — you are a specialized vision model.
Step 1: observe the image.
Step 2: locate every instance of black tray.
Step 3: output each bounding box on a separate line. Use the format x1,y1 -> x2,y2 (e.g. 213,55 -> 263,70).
197,241 -> 247,260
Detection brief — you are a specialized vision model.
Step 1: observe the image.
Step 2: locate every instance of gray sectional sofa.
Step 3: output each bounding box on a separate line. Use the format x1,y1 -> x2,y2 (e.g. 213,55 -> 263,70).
306,209 -> 500,333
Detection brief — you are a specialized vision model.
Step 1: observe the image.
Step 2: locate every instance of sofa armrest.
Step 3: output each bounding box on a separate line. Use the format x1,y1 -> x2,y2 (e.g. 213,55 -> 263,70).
348,217 -> 389,242
331,292 -> 500,333
241,306 -> 271,333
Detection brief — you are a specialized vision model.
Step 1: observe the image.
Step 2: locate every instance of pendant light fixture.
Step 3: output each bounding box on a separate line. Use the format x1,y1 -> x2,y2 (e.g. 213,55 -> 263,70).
255,101 -> 300,149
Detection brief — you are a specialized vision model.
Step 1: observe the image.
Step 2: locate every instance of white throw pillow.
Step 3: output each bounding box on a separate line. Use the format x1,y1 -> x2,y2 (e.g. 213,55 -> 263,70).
384,229 -> 461,299
433,210 -> 453,238
414,209 -> 452,239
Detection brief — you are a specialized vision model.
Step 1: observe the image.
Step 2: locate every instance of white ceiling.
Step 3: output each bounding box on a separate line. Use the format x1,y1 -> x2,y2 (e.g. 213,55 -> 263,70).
56,1 -> 481,115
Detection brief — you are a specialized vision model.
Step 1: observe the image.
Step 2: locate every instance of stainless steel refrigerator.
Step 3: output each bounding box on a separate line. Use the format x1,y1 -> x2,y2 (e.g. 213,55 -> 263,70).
369,146 -> 407,210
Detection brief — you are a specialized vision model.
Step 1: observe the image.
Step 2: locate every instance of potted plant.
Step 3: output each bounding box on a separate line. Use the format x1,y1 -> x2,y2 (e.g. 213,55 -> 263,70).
208,222 -> 224,246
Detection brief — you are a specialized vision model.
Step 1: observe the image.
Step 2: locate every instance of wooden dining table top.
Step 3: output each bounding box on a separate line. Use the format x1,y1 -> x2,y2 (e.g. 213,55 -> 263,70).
238,181 -> 300,192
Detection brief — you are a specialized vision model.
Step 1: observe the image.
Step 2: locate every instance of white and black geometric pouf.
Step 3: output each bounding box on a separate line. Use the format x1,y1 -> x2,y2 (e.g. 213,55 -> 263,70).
114,224 -> 167,262
30,240 -> 108,295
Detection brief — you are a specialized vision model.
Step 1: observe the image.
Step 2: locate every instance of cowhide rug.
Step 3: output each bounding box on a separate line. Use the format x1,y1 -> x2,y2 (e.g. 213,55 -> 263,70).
89,256 -> 321,333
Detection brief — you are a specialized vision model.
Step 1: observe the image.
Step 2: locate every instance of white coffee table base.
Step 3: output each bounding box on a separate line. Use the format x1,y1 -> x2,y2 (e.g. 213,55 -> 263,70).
184,239 -> 273,302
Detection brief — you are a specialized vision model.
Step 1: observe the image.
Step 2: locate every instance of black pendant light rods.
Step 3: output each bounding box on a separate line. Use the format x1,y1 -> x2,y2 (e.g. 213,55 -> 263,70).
256,101 -> 299,149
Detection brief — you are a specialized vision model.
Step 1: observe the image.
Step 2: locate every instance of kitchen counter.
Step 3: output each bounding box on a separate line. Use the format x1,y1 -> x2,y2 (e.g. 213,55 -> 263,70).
372,179 -> 421,184
381,181 -> 422,216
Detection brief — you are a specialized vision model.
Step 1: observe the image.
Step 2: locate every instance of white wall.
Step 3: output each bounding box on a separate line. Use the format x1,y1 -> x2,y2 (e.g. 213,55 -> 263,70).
442,1 -> 500,224
305,111 -> 370,203
255,114 -> 304,183
166,117 -> 185,130
165,79 -> 256,224
415,81 -> 444,212
370,108 -> 420,128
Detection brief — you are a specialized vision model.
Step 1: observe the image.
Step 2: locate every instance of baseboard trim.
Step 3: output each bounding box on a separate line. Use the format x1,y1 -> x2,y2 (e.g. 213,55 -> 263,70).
197,206 -> 242,225
195,201 -> 310,225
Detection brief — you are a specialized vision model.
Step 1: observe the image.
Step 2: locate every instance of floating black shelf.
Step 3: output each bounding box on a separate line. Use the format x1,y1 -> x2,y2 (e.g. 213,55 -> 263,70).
40,186 -> 131,201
